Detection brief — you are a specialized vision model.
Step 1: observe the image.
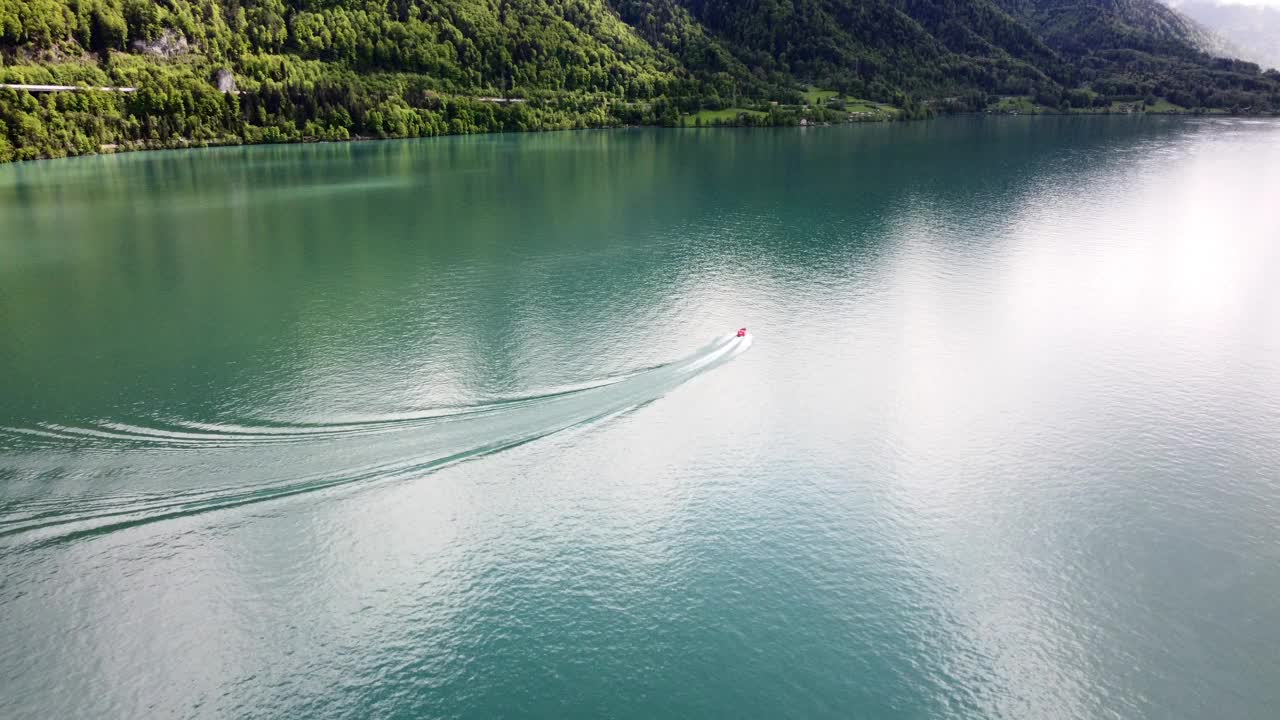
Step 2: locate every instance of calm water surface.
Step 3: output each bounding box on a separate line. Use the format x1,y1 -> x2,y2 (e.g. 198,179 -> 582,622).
2,118 -> 1279,719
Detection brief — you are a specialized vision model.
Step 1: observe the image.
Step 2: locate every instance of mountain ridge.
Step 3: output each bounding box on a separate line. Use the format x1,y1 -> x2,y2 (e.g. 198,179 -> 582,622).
1163,0 -> 1280,70
0,0 -> 1276,161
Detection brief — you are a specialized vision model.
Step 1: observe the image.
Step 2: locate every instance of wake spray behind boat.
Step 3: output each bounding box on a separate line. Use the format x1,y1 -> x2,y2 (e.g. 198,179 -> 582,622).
0,332 -> 753,544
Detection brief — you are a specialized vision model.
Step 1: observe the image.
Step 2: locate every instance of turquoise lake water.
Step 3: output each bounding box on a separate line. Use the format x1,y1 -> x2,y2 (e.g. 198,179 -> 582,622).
2,117 -> 1279,718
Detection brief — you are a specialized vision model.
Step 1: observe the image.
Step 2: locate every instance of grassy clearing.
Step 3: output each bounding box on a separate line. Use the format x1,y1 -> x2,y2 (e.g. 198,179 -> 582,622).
1146,99 -> 1189,113
1105,101 -> 1148,113
989,96 -> 1050,114
1079,98 -> 1193,114
683,93 -> 901,126
803,86 -> 839,105
803,88 -> 901,117
990,95 -> 1197,115
690,107 -> 767,123
844,99 -> 900,116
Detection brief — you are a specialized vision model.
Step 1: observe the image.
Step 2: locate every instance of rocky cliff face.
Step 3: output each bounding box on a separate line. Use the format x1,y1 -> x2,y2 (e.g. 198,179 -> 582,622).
130,29 -> 190,59
214,69 -> 236,94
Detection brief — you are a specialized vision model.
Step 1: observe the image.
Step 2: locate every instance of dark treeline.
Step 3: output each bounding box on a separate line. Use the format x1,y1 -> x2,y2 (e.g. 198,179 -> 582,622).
1,0 -> 1277,161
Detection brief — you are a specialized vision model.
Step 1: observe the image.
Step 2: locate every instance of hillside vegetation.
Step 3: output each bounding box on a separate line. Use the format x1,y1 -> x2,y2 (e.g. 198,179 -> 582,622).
0,0 -> 1277,161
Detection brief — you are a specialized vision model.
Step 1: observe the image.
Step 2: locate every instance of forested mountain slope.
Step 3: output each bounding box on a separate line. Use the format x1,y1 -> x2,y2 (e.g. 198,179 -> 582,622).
989,0 -> 1275,107
661,0 -> 1065,96
0,0 -> 1276,161
994,0 -> 1214,53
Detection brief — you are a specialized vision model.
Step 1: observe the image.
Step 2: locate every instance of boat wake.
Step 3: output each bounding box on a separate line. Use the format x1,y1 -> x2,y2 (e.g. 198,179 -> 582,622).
0,334 -> 751,545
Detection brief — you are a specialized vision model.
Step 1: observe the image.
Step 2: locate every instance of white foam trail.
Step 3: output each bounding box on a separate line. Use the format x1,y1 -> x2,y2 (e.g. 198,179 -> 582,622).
0,334 -> 752,543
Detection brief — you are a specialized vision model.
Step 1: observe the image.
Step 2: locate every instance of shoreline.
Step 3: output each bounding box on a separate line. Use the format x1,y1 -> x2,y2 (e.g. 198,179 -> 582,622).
2,110 -> 1276,167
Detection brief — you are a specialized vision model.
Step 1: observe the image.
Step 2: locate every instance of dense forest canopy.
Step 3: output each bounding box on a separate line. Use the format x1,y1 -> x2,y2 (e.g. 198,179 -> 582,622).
0,0 -> 1277,161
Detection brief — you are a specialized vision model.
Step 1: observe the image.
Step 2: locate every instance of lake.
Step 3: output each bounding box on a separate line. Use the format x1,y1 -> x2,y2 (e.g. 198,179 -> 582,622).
2,117 -> 1279,719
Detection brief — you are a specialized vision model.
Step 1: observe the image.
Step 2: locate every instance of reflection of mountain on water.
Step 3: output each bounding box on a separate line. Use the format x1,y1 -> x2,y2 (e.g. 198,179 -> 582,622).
0,119 -> 1200,429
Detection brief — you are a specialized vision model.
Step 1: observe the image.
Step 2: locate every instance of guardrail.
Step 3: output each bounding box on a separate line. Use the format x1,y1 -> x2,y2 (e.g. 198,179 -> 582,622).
1,83 -> 137,93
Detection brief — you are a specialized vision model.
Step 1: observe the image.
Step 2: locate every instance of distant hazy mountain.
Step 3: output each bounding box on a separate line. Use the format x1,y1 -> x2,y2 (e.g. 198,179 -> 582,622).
991,0 -> 1214,54
1164,0 -> 1280,69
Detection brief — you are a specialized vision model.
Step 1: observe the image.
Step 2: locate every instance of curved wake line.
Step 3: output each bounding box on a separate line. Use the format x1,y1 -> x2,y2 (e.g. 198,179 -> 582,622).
0,334 -> 751,546
1,375 -> 639,449
2,414 -> 593,546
